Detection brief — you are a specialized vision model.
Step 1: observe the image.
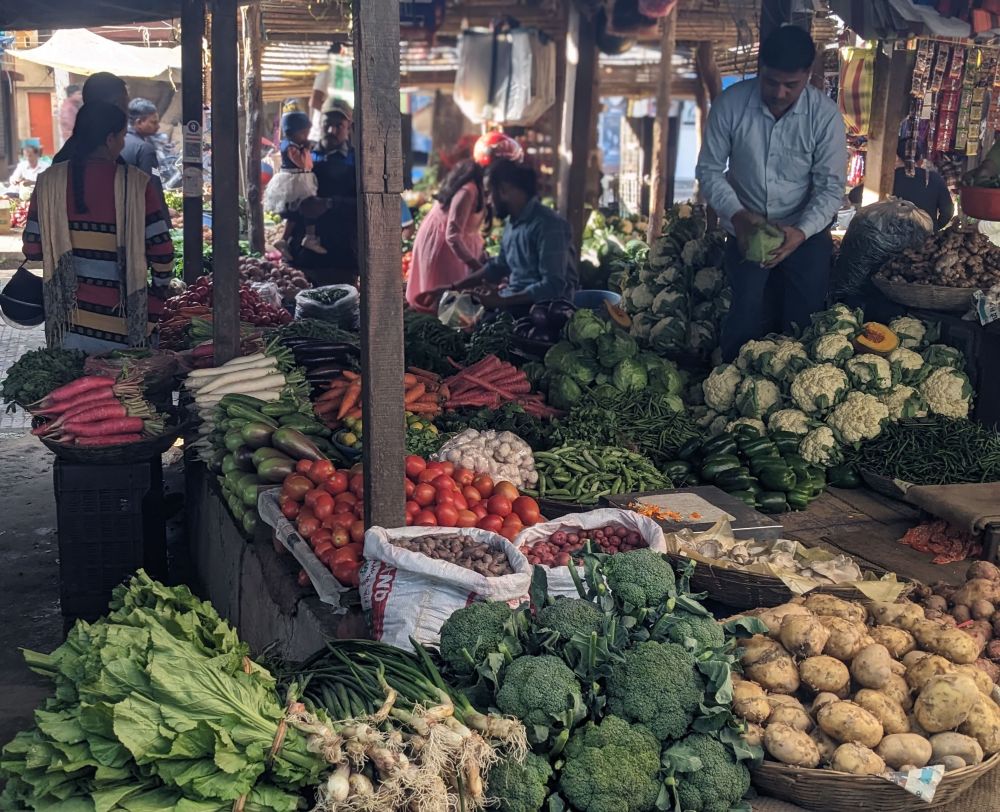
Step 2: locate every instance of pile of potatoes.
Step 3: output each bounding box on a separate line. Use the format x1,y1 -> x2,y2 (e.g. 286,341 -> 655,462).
734,593 -> 1000,778
913,560 -> 1000,683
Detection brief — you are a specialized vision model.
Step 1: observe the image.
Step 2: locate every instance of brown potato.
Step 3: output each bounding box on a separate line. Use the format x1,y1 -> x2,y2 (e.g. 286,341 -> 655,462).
755,603 -> 813,639
953,579 -> 1000,607
767,694 -> 807,714
851,644 -> 894,689
955,664 -> 995,696
967,561 -> 1000,582
799,656 -> 850,697
854,689 -> 910,735
810,728 -> 839,764
869,626 -> 916,659
902,650 -> 930,669
780,614 -> 831,658
821,617 -> 867,662
805,594 -> 867,624
868,601 -> 925,631
914,674 -> 979,733
764,724 -> 821,768
812,692 -> 841,715
930,732 -> 984,766
745,644 -> 800,695
971,600 -> 995,621
905,654 -> 954,693
817,701 -> 884,748
877,734 -> 933,769
769,705 -> 813,733
732,680 -> 771,724
743,723 -> 765,748
881,674 -> 914,712
831,743 -> 886,775
957,694 -> 1000,755
912,622 -> 981,665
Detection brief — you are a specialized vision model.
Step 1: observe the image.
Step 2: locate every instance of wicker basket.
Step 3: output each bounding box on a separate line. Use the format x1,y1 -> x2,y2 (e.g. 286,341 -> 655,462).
41,427 -> 183,465
872,276 -> 974,313
751,754 -> 1000,811
664,552 -> 910,610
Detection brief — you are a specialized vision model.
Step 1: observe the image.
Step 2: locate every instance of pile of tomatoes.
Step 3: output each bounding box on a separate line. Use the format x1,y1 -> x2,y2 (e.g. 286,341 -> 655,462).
404,455 -> 543,541
278,459 -> 366,588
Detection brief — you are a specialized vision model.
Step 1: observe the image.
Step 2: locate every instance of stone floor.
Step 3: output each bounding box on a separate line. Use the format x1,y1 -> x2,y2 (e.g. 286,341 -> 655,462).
0,321 -> 45,433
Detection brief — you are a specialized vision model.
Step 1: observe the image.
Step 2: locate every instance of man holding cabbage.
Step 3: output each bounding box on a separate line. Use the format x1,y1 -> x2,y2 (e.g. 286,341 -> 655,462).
696,26 -> 847,361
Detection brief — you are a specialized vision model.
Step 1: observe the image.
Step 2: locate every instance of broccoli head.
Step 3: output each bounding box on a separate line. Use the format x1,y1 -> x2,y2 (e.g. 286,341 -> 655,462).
485,751 -> 553,812
535,598 -> 604,641
438,601 -> 515,676
606,640 -> 704,741
672,733 -> 751,812
558,715 -> 661,812
661,609 -> 725,651
495,655 -> 585,732
602,548 -> 675,609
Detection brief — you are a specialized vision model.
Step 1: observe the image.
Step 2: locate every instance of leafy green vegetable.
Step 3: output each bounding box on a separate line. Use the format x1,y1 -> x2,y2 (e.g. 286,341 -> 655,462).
548,374 -> 583,411
595,330 -> 638,368
1,348 -> 86,413
611,358 -> 647,391
565,310 -> 607,348
744,223 -> 784,264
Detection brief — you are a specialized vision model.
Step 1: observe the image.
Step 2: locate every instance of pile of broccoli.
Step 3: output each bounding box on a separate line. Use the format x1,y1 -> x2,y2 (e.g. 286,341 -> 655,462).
435,547 -> 760,812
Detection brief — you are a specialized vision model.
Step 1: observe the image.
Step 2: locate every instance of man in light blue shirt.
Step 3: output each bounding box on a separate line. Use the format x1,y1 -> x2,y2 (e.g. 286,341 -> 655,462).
696,26 -> 846,361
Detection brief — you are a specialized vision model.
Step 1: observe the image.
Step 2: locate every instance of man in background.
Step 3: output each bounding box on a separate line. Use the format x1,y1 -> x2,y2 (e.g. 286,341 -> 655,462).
58,84 -> 83,143
121,98 -> 170,223
309,44 -> 344,143
52,73 -> 130,164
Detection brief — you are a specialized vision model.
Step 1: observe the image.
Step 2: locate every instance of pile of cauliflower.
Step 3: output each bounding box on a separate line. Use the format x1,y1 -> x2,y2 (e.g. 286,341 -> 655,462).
698,307 -> 975,466
432,429 -> 538,489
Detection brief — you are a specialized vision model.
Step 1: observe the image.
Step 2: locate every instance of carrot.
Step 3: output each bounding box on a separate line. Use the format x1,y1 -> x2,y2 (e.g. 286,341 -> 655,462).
315,388 -> 346,404
345,408 -> 362,420
61,416 -> 145,438
45,402 -> 128,432
405,403 -> 441,414
341,370 -> 360,381
337,382 -> 362,420
404,383 -> 426,405
74,434 -> 143,446
34,376 -> 117,407
32,386 -> 115,416
403,373 -> 418,388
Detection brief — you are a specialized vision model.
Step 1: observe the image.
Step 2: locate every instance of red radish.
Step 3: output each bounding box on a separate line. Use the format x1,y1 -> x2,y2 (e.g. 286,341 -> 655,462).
43,396 -> 121,429
55,403 -> 128,427
33,376 -> 116,407
32,386 -> 115,416
74,434 -> 143,446
191,342 -> 215,358
60,417 -> 144,437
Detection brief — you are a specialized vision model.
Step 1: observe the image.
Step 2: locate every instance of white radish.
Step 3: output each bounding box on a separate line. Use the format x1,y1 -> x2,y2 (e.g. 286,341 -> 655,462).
196,363 -> 280,395
186,353 -> 270,378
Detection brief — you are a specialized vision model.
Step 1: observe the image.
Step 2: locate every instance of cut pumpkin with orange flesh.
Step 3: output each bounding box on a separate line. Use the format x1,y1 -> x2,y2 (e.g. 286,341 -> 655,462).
852,322 -> 899,355
605,301 -> 632,328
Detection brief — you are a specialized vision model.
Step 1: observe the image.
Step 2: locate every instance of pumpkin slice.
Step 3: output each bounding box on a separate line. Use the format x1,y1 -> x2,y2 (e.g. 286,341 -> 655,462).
853,322 -> 899,355
605,301 -> 632,328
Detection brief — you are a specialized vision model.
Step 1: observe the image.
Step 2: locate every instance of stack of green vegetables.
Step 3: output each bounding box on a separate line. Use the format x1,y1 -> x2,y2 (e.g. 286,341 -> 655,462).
695,307 -> 975,469
532,309 -> 685,412
432,548 -> 766,812
0,572 -> 329,812
616,203 -> 731,359
1,348 -> 86,414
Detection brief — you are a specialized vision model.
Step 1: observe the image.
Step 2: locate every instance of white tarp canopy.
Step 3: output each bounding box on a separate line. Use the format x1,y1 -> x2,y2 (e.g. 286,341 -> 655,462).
10,29 -> 181,79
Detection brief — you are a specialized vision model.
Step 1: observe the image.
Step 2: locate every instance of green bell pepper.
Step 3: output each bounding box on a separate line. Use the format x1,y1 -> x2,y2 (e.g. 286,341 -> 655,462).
715,466 -> 753,492
738,436 -> 780,459
677,437 -> 705,461
662,460 -> 694,480
827,464 -> 862,489
786,486 -> 812,511
700,454 -> 743,482
728,490 -> 758,507
756,491 -> 789,514
701,433 -> 738,458
770,431 -> 803,456
757,463 -> 797,492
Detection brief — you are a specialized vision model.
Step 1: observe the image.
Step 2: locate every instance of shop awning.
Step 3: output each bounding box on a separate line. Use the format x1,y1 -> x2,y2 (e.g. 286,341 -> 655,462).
9,29 -> 180,79
0,0 -> 181,30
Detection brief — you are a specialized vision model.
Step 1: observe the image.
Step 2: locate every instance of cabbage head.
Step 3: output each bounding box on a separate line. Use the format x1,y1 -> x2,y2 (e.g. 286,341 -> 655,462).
565,309 -> 607,347
744,223 -> 784,264
626,283 -> 658,312
548,374 -> 582,410
544,341 -> 577,372
559,350 -> 602,386
596,330 -> 639,368
612,358 -> 648,391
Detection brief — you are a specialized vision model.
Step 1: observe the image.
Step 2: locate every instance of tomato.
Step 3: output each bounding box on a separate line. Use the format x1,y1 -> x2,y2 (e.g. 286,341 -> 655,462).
313,493 -> 335,520
471,503 -> 488,520
457,509 -> 478,528
405,500 -> 420,517
334,491 -> 357,509
493,480 -> 519,501
282,474 -> 313,501
499,524 -> 519,543
297,515 -> 320,539
311,528 -> 333,547
295,459 -> 314,475
453,467 -> 475,487
472,474 -> 494,498
486,494 -> 512,518
512,496 -> 541,524
309,460 -> 335,484
435,488 -> 456,506
330,526 -> 351,548
462,486 -> 482,504
438,461 -> 455,477
452,493 -> 468,511
331,557 -> 362,588
414,483 -> 436,507
404,455 -> 426,480
353,501 -> 364,519
414,509 -> 438,526
280,500 -> 300,520
435,504 -> 459,526
476,514 -> 503,533
342,542 -> 363,558
404,478 -> 415,499
324,471 -> 349,496
349,473 -> 365,498
278,491 -> 293,507
313,541 -> 334,560
349,520 -> 366,544
326,511 -> 354,530
417,468 -> 439,484
432,474 -> 457,491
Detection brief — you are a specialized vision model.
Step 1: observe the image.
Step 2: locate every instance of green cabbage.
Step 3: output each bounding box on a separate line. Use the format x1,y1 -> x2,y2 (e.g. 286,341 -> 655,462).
548,374 -> 583,410
565,309 -> 608,347
560,350 -> 602,386
596,330 -> 639,368
744,223 -> 784,264
544,341 -> 577,371
612,358 -> 648,391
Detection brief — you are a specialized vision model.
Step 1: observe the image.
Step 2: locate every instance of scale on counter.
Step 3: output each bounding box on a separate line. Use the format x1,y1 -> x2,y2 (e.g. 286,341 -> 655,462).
603,486 -> 783,540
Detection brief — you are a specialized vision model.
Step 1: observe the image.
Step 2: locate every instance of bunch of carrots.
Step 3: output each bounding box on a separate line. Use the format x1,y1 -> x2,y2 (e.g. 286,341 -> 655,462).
313,368 -> 446,428
444,355 -> 560,418
29,375 -> 164,446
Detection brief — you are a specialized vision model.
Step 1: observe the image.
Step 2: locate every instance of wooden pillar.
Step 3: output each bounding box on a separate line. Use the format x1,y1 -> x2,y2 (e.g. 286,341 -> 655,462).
863,43 -> 913,204
211,0 -> 241,363
647,9 -> 676,244
695,41 -> 721,102
557,6 -> 599,251
551,34 -> 567,194
181,0 -> 205,284
353,0 -> 406,529
243,1 -> 265,254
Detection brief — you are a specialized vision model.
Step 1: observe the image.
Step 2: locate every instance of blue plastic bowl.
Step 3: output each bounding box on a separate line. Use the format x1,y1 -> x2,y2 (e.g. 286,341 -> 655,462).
574,289 -> 622,312
202,212 -> 213,228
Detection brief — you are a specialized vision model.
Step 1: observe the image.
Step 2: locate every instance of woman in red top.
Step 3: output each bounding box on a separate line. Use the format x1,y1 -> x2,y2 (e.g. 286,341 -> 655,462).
405,160 -> 489,313
23,102 -> 174,351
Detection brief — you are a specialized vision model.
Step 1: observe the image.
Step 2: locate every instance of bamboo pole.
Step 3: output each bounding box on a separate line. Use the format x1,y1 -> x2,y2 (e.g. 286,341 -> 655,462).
243,1 -> 265,254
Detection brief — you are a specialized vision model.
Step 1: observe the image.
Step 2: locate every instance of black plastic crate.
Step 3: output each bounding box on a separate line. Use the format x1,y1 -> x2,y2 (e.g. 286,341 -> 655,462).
54,459 -> 167,622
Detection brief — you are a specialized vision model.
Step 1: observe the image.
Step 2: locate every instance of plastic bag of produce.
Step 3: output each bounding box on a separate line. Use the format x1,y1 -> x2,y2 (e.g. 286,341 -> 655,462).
250,281 -> 283,310
294,284 -> 360,328
834,199 -> 933,296
437,290 -> 484,329
512,508 -> 667,598
360,526 -> 532,651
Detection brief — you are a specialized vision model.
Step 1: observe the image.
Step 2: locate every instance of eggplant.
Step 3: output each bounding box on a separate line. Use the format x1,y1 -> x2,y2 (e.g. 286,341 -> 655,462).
529,303 -> 550,328
547,298 -> 577,329
271,427 -> 326,461
292,341 -> 360,356
240,421 -> 276,449
526,326 -> 556,342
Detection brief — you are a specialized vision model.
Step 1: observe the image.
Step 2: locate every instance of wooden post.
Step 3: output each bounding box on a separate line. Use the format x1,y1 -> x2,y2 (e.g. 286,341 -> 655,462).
862,43 -> 914,204
557,6 -> 599,252
243,1 -> 265,254
647,9 -> 676,244
181,0 -> 205,285
695,41 -> 721,102
211,0 -> 241,364
353,0 -> 406,528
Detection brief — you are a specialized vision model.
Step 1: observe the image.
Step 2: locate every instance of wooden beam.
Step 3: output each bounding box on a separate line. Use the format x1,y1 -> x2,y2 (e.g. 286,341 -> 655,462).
863,43 -> 914,204
647,9 -> 676,244
181,0 -> 205,285
211,0 -> 241,364
243,1 -> 265,254
353,0 -> 406,529
557,6 -> 599,252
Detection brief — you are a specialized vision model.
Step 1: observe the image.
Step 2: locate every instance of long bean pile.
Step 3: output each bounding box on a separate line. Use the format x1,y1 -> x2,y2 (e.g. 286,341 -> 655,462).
403,311 -> 468,375
525,442 -> 672,504
846,416 -> 1000,484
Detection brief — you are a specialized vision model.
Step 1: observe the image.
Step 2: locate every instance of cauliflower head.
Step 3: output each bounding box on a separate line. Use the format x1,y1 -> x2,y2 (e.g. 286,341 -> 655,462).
496,655 -> 585,731
826,391 -> 889,444
735,339 -> 779,372
888,347 -> 928,385
672,733 -> 752,812
735,375 -> 782,419
811,332 -> 854,365
888,315 -> 928,349
762,340 -> 810,381
726,417 -> 766,436
919,367 -> 973,418
606,641 -> 705,741
790,364 -> 848,414
692,266 -> 724,299
702,363 -> 742,412
878,384 -> 929,420
799,426 -> 842,466
922,343 -> 966,371
559,716 -> 662,812
486,752 -> 553,812
767,408 -> 812,436
845,353 -> 894,392
808,305 -> 862,337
